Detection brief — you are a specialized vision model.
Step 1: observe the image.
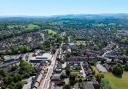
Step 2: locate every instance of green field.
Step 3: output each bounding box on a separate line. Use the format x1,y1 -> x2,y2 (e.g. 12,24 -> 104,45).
104,72 -> 128,89
44,29 -> 57,35
26,24 -> 39,30
92,66 -> 128,89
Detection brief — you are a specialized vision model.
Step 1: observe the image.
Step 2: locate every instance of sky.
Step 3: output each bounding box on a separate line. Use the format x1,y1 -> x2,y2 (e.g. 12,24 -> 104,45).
0,0 -> 128,16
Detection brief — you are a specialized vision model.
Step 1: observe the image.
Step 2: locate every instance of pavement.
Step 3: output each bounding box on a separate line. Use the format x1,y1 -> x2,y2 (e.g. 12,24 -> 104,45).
102,50 -> 112,58
100,43 -> 119,62
40,33 -> 45,43
22,76 -> 34,89
80,62 -> 86,77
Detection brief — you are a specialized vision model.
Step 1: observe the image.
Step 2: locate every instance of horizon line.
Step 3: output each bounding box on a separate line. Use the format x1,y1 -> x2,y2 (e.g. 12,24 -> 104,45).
0,13 -> 128,17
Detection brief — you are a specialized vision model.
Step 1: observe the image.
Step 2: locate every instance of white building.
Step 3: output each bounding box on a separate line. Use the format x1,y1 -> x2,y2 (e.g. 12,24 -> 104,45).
30,53 -> 52,63
96,63 -> 107,72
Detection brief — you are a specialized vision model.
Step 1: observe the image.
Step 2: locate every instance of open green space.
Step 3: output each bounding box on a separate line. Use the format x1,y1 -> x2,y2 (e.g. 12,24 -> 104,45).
44,29 -> 57,35
92,66 -> 99,75
26,24 -> 39,30
92,66 -> 128,89
70,71 -> 79,76
104,72 -> 128,89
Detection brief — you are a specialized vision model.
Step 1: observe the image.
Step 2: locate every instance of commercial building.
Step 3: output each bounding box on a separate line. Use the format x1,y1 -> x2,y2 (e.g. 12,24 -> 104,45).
30,53 -> 52,63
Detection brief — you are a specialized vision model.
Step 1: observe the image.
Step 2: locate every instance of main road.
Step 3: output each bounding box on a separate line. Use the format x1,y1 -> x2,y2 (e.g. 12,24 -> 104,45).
38,48 -> 59,89
80,62 -> 86,77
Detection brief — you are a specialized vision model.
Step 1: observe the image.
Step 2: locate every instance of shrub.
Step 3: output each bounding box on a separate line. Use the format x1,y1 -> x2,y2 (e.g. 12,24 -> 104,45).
63,85 -> 70,89
100,78 -> 114,89
124,63 -> 128,71
112,63 -> 123,77
96,73 -> 104,82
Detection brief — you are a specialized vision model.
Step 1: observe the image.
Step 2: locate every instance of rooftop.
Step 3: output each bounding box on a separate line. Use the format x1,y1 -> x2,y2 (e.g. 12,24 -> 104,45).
30,53 -> 52,61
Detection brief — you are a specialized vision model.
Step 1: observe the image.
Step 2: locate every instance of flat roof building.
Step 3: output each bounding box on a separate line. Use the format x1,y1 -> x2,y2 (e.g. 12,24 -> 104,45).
30,53 -> 52,63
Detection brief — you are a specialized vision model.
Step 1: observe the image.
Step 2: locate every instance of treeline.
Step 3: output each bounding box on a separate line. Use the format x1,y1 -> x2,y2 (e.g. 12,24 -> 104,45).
0,60 -> 36,89
0,15 -> 128,40
0,23 -> 40,40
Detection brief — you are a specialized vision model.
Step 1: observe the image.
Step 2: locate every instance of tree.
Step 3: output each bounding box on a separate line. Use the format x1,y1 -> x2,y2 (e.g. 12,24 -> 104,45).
60,73 -> 67,79
19,60 -> 36,78
43,40 -> 51,48
11,45 -> 31,54
65,52 -> 71,58
10,65 -> 18,72
56,36 -> 63,44
125,49 -> 128,56
124,63 -> 128,71
4,76 -> 13,85
0,69 -> 6,77
66,69 -> 70,77
0,55 -> 4,61
6,82 -> 15,89
96,73 -> 104,82
63,85 -> 70,89
100,78 -> 113,89
70,75 -> 76,85
65,66 -> 70,77
15,82 -> 23,89
13,73 -> 21,83
51,48 -> 56,54
79,79 -> 82,83
112,63 -> 123,77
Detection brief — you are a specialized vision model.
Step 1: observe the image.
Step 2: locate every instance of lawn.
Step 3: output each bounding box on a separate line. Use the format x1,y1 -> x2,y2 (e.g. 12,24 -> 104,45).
70,71 -> 80,76
104,72 -> 128,89
91,66 -> 99,75
92,66 -> 128,89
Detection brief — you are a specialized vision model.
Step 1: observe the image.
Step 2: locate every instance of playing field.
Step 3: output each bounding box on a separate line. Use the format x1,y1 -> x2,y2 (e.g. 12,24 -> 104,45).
104,72 -> 128,89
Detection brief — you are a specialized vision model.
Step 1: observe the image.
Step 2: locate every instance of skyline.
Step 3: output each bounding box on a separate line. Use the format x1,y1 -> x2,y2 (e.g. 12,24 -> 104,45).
0,0 -> 128,16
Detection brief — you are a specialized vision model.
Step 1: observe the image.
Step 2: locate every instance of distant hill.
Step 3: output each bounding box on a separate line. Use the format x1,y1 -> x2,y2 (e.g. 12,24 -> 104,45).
0,14 -> 128,27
